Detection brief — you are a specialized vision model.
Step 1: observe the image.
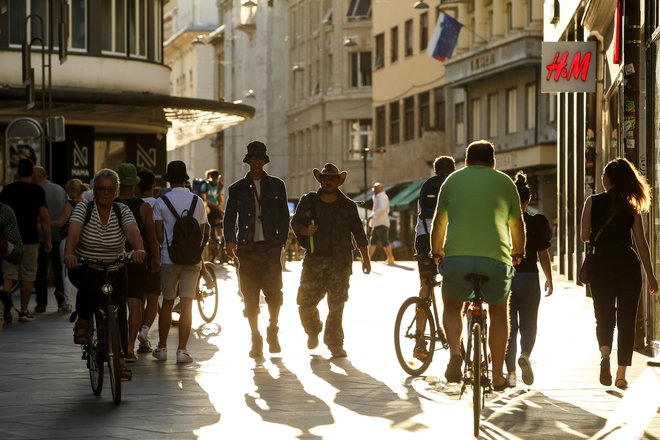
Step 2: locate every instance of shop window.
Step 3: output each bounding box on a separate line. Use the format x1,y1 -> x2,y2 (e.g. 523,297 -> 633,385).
390,101 -> 400,145
391,26 -> 399,64
348,120 -> 373,161
351,52 -> 372,87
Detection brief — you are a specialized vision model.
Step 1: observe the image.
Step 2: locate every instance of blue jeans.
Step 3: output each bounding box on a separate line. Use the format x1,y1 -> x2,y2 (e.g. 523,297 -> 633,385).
505,272 -> 541,372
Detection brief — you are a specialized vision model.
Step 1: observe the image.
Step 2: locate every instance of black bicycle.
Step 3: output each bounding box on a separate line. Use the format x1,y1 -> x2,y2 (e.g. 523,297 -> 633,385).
77,253 -> 133,406
394,273 -> 448,376
172,261 -> 218,324
459,273 -> 492,437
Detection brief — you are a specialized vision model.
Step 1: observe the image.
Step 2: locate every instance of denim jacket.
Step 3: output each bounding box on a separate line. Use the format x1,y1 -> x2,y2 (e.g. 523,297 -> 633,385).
223,171 -> 290,247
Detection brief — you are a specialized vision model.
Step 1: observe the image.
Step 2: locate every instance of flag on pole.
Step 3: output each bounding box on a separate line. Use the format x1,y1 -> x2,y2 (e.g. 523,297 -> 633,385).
426,12 -> 463,61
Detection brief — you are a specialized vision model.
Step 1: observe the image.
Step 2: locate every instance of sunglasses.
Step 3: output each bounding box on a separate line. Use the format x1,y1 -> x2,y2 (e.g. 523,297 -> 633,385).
95,186 -> 116,193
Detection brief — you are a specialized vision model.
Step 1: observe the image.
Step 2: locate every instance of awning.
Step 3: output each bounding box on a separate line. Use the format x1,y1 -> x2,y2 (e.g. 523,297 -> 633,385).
389,179 -> 425,211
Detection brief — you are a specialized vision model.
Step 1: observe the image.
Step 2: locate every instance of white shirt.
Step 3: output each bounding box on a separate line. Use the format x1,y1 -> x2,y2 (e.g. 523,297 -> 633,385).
153,187 -> 208,265
252,179 -> 265,242
370,191 -> 390,228
142,196 -> 157,208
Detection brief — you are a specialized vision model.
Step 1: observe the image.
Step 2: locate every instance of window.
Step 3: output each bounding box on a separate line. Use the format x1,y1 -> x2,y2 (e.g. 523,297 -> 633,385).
348,120 -> 373,160
374,33 -> 384,69
153,0 -> 162,61
526,83 -> 536,129
375,106 -> 386,148
390,26 -> 398,64
434,88 -> 445,130
102,0 -> 127,54
347,0 -> 371,21
420,12 -> 429,51
68,0 -> 87,50
390,101 -> 400,145
404,97 -> 415,141
404,19 -> 413,57
548,94 -> 557,124
455,102 -> 465,145
506,2 -> 512,31
129,0 -> 147,57
488,93 -> 498,137
506,88 -> 517,133
470,98 -> 481,140
418,91 -> 430,137
10,0 -> 63,47
351,52 -> 372,87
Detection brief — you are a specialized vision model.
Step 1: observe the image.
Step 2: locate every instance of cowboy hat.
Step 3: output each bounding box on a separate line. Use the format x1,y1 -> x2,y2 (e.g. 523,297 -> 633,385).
313,163 -> 347,186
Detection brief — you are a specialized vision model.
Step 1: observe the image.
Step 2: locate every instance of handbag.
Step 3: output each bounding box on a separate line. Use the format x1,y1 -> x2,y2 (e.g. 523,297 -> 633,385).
579,213 -> 616,284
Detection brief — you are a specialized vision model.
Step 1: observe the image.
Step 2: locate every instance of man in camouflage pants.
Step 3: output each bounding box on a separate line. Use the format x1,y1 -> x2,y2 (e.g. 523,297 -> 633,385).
292,163 -> 371,358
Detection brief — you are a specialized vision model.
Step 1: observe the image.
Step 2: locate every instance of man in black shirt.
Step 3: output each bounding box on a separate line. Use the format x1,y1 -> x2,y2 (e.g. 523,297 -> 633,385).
0,159 -> 51,322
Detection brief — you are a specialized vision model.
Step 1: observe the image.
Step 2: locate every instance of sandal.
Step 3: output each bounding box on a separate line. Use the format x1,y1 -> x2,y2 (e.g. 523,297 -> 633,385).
615,377 -> 628,390
73,319 -> 89,345
125,352 -> 138,363
121,367 -> 133,382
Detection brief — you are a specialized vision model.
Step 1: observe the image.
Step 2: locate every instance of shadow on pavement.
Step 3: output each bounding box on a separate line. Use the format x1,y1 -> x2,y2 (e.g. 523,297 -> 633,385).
310,355 -> 428,432
245,357 -> 333,439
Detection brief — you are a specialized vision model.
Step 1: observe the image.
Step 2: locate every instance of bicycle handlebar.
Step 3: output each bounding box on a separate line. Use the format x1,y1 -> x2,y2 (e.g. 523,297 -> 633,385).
76,251 -> 135,270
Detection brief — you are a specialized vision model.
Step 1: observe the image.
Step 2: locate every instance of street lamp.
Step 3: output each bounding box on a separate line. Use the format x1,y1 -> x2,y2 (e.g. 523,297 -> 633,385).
413,1 -> 430,9
362,147 -> 370,226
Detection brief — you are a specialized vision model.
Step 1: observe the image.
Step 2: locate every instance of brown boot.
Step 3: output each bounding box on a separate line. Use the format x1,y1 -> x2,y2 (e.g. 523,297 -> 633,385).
266,326 -> 281,353
249,333 -> 263,358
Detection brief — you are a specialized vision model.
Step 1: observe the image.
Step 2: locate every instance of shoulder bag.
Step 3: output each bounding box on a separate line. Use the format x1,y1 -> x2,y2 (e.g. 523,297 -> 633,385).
578,213 -> 616,284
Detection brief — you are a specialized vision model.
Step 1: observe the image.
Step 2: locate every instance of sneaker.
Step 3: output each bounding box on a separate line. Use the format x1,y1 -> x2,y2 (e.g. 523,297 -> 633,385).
34,305 -> 46,313
1,292 -> 14,324
330,346 -> 347,358
58,304 -> 73,314
413,338 -> 429,360
445,354 -> 463,383
18,311 -> 33,322
506,371 -> 517,388
266,326 -> 281,353
152,347 -> 167,361
307,332 -> 319,349
137,340 -> 153,354
176,349 -> 193,364
137,325 -> 150,343
249,333 -> 263,358
518,355 -> 534,385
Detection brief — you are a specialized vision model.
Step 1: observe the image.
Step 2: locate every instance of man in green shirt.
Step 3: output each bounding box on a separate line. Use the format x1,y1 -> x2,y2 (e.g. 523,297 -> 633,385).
431,140 -> 525,390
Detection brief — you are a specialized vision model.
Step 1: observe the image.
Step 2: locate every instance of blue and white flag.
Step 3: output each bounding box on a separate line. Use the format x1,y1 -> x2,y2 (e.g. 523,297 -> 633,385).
426,12 -> 463,61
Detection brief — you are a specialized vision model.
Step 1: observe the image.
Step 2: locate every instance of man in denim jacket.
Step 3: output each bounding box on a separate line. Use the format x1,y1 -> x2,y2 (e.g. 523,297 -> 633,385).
224,141 -> 290,358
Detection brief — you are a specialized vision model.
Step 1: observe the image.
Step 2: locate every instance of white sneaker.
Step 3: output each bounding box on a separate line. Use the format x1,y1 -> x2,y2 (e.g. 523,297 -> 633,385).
506,371 -> 517,388
518,355 -> 534,385
152,347 -> 167,361
176,349 -> 193,364
137,325 -> 149,343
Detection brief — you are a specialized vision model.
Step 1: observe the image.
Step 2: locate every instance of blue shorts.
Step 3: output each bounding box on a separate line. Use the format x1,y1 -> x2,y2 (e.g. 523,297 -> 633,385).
370,225 -> 390,247
440,256 -> 514,305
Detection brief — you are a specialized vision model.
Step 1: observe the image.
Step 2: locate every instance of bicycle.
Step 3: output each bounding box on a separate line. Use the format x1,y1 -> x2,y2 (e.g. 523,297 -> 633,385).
394,268 -> 448,376
172,261 -> 218,324
459,273 -> 493,438
77,252 -> 133,406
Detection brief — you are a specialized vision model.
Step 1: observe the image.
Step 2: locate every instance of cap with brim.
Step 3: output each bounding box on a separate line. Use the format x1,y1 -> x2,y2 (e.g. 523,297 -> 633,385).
243,141 -> 270,164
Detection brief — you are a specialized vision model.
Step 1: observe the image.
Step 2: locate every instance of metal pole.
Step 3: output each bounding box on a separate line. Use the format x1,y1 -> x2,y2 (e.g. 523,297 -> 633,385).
363,147 -> 368,230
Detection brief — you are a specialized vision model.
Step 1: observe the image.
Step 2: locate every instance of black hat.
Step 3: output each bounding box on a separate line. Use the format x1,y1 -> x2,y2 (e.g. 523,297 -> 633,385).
165,160 -> 190,183
243,141 -> 270,164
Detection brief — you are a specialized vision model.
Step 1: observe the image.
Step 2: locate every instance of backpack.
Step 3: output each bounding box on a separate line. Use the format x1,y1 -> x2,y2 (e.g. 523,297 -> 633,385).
161,195 -> 203,265
192,178 -> 207,197
83,200 -> 123,228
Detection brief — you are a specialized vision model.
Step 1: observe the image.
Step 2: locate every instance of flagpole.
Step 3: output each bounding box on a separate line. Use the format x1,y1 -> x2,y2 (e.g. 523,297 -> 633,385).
460,24 -> 490,45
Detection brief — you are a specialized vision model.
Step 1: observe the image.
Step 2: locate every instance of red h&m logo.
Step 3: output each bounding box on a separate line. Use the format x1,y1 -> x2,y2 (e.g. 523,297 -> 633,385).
546,51 -> 592,82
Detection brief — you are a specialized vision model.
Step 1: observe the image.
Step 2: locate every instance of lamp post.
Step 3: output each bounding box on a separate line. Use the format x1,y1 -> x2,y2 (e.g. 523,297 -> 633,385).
362,146 -> 369,229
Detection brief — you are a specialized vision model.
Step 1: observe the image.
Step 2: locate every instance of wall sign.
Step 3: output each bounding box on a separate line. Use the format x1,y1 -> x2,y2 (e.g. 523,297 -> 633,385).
541,42 -> 597,93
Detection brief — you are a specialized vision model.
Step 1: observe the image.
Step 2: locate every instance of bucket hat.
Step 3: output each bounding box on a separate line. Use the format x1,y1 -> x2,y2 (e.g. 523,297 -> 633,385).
165,160 -> 190,183
313,163 -> 347,186
117,163 -> 140,186
242,141 -> 270,164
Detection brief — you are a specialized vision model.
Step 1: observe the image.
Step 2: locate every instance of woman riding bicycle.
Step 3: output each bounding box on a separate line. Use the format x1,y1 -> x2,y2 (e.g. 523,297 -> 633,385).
64,169 -> 146,381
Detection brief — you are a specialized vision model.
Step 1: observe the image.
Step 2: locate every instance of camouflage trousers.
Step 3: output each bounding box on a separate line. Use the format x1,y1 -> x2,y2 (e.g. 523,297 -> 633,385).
236,241 -> 284,318
297,257 -> 352,349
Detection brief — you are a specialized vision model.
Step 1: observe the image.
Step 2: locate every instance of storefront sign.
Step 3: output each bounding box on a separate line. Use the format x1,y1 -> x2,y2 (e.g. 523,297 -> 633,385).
541,42 -> 597,93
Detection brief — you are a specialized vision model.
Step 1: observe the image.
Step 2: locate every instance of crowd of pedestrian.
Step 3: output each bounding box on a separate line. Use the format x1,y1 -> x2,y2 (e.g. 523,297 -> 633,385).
0,138 -> 654,393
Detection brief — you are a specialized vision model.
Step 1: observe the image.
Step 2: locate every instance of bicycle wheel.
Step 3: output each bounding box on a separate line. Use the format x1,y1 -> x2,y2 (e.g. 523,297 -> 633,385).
88,312 -> 104,396
472,321 -> 482,437
105,305 -> 122,405
197,262 -> 218,323
394,297 -> 436,376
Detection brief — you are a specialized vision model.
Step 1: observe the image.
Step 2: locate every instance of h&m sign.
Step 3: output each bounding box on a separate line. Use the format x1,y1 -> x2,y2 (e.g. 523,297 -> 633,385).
541,41 -> 597,93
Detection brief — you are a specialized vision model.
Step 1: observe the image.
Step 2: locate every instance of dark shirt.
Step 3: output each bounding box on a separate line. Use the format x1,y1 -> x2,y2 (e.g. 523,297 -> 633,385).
516,211 -> 552,273
590,192 -> 634,252
418,174 -> 449,221
0,181 -> 47,245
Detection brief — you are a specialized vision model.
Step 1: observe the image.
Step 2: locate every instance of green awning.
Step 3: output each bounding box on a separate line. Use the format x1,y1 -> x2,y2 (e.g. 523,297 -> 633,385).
389,179 -> 425,211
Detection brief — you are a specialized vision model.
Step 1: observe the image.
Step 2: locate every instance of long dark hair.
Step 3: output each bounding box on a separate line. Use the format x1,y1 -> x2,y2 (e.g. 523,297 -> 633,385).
514,170 -> 531,204
603,158 -> 651,214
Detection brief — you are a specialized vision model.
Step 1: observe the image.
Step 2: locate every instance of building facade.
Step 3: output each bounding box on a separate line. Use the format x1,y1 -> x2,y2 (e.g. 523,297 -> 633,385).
0,0 -> 252,186
546,0 -> 660,352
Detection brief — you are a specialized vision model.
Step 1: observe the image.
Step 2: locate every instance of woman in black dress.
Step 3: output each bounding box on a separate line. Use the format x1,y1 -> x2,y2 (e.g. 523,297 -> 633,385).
580,158 -> 658,390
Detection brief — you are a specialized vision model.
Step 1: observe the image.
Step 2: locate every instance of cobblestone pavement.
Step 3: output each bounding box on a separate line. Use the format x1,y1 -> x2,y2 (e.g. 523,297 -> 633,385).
0,261 -> 659,439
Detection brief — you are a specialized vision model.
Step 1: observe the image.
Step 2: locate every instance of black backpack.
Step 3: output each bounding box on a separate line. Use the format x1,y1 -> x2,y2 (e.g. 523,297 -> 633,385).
161,195 -> 203,265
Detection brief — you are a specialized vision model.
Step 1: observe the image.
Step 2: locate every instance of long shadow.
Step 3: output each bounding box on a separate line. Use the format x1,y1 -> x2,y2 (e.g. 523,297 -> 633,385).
482,390 -> 608,438
245,358 -> 333,439
310,355 -> 428,432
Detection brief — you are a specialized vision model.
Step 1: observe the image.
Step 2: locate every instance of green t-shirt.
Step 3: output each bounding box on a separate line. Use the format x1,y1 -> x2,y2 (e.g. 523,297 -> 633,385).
436,165 -> 522,265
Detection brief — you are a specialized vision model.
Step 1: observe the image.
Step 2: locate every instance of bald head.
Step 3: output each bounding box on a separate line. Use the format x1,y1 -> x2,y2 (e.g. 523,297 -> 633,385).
373,182 -> 384,194
32,166 -> 48,183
